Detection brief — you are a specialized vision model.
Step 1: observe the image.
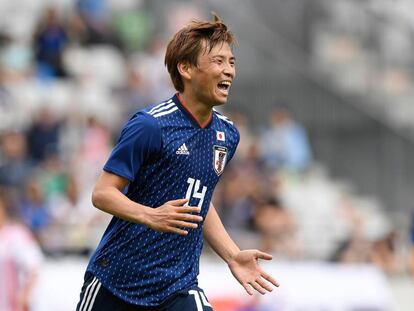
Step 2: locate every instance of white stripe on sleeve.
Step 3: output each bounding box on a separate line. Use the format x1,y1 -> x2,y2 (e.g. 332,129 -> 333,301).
149,99 -> 173,114
153,106 -> 179,118
149,102 -> 176,115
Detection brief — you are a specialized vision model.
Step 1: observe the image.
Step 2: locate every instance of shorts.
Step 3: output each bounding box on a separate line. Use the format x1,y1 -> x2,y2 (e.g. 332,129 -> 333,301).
76,273 -> 214,311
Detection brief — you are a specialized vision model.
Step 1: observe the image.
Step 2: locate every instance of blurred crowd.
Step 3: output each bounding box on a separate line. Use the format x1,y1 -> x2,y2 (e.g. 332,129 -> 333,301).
312,0 -> 414,130
214,109 -> 414,279
1,1 -> 414,308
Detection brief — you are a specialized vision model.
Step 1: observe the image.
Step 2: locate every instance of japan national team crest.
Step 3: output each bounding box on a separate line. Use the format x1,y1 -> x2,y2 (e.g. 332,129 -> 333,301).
213,145 -> 228,176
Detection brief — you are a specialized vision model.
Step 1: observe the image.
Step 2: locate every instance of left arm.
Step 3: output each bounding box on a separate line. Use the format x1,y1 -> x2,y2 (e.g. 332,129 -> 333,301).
203,203 -> 279,295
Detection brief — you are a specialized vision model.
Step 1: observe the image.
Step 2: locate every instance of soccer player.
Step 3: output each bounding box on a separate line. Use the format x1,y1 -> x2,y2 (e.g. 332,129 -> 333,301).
77,14 -> 279,311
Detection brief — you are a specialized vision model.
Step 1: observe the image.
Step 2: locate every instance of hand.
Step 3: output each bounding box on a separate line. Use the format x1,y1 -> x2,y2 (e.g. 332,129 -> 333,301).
143,199 -> 203,236
228,250 -> 279,295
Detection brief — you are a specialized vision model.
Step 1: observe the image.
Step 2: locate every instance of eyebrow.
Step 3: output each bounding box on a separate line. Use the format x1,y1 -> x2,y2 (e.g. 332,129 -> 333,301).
212,55 -> 236,61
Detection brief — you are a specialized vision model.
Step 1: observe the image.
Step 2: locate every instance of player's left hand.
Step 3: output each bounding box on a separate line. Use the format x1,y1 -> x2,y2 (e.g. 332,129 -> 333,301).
228,249 -> 279,295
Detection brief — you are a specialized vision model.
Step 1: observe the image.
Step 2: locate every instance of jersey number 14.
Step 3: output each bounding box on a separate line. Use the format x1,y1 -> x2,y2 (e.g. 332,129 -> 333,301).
185,177 -> 207,208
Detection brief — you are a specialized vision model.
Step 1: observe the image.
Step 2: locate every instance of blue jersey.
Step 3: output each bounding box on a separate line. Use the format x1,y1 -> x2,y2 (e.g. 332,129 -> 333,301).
86,94 -> 239,306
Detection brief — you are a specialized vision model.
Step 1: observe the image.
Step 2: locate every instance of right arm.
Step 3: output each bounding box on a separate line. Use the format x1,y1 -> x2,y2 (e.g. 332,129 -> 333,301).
91,171 -> 203,235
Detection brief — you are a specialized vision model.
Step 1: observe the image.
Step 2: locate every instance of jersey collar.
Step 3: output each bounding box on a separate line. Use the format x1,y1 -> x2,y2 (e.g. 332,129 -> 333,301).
173,93 -> 213,129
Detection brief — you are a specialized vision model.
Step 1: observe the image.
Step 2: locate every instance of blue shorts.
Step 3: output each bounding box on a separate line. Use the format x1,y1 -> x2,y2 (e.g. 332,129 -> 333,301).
76,273 -> 214,311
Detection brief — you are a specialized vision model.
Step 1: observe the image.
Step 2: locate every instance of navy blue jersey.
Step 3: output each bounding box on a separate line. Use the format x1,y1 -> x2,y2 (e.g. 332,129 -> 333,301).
86,94 -> 239,306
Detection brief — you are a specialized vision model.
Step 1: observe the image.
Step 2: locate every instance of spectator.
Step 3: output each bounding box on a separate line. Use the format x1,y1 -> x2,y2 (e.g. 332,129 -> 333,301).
253,197 -> 301,258
259,107 -> 312,173
216,144 -> 266,230
370,230 -> 403,276
330,198 -> 371,264
26,107 -> 62,163
0,190 -> 43,311
75,0 -> 121,48
75,116 -> 111,189
38,153 -> 70,200
18,179 -> 50,240
33,7 -> 69,79
330,237 -> 372,264
44,174 -> 110,254
0,132 -> 32,192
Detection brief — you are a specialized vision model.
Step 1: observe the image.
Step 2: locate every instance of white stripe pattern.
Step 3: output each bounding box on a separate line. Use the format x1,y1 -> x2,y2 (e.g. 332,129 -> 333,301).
215,113 -> 233,125
79,277 -> 97,311
189,290 -> 203,311
153,106 -> 179,118
79,277 -> 101,311
149,101 -> 176,115
200,291 -> 212,307
86,282 -> 101,311
148,99 -> 173,114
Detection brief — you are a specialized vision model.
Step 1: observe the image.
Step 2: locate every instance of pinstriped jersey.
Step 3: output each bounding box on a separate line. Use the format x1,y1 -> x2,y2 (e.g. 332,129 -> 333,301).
86,94 -> 239,306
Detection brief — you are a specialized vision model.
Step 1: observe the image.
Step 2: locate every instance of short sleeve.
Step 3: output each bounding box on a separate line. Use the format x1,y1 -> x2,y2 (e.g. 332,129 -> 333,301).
103,112 -> 162,182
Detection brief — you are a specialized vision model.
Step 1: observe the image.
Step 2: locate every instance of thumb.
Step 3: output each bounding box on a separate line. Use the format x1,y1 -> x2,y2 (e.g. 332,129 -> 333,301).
256,250 -> 273,260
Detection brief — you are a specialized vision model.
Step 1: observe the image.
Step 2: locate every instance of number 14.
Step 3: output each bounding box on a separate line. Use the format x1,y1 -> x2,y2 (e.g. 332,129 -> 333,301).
185,178 -> 207,208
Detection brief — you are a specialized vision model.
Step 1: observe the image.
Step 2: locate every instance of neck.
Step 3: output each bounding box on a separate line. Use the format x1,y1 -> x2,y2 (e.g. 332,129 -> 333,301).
178,92 -> 213,127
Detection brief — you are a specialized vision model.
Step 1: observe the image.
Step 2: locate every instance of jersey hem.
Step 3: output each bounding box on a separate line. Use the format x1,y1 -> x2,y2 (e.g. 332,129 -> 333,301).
85,268 -> 198,307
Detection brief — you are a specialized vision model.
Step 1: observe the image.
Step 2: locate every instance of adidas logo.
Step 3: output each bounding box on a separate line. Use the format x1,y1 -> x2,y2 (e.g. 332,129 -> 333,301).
176,143 -> 190,155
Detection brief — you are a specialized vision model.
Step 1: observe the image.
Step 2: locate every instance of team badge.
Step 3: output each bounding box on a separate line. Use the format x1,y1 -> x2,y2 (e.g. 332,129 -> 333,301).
213,145 -> 228,176
216,131 -> 225,141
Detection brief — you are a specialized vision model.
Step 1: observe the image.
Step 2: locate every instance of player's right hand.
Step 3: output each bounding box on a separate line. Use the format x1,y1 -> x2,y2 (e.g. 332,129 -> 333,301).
143,199 -> 203,236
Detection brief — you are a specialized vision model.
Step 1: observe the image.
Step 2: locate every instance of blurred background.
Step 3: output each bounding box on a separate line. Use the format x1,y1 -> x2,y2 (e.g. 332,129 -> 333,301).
1,0 -> 414,310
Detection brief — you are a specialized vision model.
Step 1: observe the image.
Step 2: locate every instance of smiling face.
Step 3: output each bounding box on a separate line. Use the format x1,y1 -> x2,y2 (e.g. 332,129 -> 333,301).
186,41 -> 236,107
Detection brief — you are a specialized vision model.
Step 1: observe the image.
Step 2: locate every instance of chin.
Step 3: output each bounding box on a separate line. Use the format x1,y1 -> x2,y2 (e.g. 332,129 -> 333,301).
213,96 -> 228,106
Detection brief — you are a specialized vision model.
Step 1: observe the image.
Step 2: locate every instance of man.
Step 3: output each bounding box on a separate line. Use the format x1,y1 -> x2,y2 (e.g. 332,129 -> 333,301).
77,14 -> 279,311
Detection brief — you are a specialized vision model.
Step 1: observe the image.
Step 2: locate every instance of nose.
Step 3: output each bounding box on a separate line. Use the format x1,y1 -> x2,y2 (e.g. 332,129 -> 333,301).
223,62 -> 235,79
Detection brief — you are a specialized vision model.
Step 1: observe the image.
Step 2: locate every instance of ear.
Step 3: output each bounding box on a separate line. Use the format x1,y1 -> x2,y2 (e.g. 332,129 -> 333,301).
177,62 -> 192,81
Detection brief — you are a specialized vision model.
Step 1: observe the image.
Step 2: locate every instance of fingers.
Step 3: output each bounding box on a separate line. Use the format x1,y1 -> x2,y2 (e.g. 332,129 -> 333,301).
167,227 -> 188,236
176,205 -> 201,214
248,281 -> 267,295
170,220 -> 198,229
255,250 -> 273,261
261,271 -> 280,287
242,283 -> 254,296
167,199 -> 202,214
153,199 -> 203,235
243,276 -> 279,296
256,277 -> 274,292
175,213 -> 203,223
168,198 -> 189,206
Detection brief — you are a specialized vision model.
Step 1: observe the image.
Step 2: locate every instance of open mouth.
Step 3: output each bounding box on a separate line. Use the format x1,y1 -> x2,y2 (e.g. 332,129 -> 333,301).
217,80 -> 231,92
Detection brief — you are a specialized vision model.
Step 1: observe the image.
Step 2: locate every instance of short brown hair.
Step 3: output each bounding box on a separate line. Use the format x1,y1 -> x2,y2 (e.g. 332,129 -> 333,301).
165,14 -> 236,92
